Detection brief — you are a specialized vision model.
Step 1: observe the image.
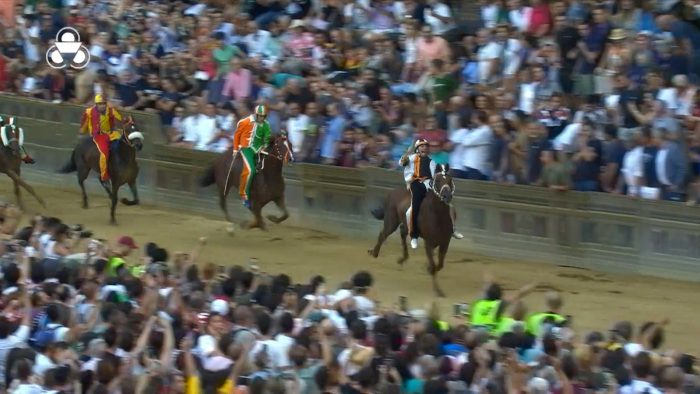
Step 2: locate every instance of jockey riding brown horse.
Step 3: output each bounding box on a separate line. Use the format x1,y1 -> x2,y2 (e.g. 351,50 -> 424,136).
369,164 -> 456,297
59,116 -> 144,225
0,121 -> 45,209
199,135 -> 293,232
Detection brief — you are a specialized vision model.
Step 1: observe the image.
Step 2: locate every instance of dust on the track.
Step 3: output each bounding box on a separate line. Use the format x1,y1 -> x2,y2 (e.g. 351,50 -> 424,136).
4,180 -> 700,354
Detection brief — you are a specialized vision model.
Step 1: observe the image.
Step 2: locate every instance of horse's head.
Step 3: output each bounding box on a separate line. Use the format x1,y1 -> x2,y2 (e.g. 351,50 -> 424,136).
267,133 -> 294,164
432,164 -> 455,204
0,118 -> 21,156
121,116 -> 144,152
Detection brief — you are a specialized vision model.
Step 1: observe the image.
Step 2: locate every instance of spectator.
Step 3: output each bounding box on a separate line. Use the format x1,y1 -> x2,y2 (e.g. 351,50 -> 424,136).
181,101 -> 220,151
221,57 -> 252,102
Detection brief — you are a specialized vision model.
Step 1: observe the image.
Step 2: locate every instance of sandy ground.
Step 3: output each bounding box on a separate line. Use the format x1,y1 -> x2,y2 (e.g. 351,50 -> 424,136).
2,178 -> 700,354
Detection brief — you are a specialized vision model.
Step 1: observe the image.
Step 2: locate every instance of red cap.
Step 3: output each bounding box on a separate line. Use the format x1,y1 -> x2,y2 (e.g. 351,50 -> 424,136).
117,236 -> 138,249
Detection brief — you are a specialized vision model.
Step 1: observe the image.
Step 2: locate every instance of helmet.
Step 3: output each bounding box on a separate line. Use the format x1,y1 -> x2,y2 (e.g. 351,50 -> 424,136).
414,139 -> 429,152
95,94 -> 106,104
0,115 -> 4,125
254,105 -> 267,116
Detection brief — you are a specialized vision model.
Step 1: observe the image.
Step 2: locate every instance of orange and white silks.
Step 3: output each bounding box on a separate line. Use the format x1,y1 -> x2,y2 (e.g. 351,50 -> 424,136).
80,106 -> 123,181
233,116 -> 256,200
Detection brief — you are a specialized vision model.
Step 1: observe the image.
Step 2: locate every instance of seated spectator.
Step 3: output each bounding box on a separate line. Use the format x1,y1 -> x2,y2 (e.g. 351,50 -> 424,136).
180,101 -> 220,152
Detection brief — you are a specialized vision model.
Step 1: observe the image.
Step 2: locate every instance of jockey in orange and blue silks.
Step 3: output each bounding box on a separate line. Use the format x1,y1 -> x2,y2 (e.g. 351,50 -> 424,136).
400,139 -> 463,249
79,94 -> 124,188
0,115 -> 35,164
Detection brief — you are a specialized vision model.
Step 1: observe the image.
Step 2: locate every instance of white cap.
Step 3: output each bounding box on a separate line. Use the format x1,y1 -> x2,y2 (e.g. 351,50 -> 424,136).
527,377 -> 550,394
211,299 -> 229,316
333,289 -> 353,304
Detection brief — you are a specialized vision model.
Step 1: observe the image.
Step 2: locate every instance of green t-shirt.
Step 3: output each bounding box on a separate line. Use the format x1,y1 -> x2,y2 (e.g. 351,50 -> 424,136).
431,74 -> 458,103
431,150 -> 449,165
212,45 -> 239,78
539,163 -> 571,188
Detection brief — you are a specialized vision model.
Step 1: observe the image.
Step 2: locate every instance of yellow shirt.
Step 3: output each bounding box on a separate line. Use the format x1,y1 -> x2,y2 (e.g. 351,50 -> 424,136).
185,375 -> 234,394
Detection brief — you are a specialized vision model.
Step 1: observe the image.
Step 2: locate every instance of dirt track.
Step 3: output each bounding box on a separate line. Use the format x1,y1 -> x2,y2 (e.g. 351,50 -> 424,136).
3,178 -> 700,354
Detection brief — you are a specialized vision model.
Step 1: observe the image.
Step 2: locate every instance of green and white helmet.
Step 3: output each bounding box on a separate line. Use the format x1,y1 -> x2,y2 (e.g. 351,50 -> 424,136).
254,105 -> 267,116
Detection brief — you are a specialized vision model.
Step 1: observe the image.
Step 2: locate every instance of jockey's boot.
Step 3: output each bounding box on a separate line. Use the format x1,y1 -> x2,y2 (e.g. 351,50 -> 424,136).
22,154 -> 35,164
243,199 -> 252,210
453,231 -> 464,239
410,238 -> 419,249
101,179 -> 112,190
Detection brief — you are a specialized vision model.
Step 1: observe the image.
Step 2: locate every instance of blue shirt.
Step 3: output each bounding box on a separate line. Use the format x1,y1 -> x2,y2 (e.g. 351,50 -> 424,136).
321,116 -> 345,159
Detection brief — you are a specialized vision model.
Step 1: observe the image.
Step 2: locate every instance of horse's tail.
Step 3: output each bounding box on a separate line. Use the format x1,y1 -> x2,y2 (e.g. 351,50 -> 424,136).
199,164 -> 216,187
371,206 -> 385,220
58,150 -> 77,174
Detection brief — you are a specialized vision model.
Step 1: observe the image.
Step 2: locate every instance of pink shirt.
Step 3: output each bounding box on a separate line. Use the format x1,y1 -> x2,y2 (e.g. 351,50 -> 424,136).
416,37 -> 450,68
222,68 -> 252,101
286,33 -> 315,62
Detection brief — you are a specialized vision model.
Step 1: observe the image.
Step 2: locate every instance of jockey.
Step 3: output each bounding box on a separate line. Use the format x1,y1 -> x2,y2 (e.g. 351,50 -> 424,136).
233,105 -> 272,209
400,139 -> 463,249
400,139 -> 437,249
79,94 -> 124,188
0,115 -> 35,164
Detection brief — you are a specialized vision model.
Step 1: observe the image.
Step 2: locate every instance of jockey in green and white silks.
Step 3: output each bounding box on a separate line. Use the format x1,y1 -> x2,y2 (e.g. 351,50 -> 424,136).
0,115 -> 35,164
233,105 -> 272,209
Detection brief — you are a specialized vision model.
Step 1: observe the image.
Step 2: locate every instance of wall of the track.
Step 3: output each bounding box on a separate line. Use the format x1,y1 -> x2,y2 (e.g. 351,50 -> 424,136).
2,96 -> 700,281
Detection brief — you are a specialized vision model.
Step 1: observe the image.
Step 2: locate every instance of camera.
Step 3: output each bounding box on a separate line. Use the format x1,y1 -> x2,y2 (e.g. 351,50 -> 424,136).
70,224 -> 94,239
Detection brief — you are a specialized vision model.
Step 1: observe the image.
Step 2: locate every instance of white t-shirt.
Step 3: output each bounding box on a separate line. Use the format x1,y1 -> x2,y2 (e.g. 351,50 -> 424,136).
519,83 -> 536,114
0,325 -> 30,380
353,295 -> 376,317
21,77 -> 37,94
449,128 -> 469,170
477,42 -> 503,84
182,115 -> 219,151
250,339 -> 285,371
622,146 -> 644,196
33,354 -> 57,377
458,125 -> 493,174
509,7 -> 532,32
9,383 -> 43,394
286,114 -> 310,154
503,39 -> 522,76
245,30 -> 272,58
22,25 -> 41,64
481,4 -> 500,28
620,379 -> 662,394
274,334 -> 295,368
338,344 -> 372,377
425,3 -> 453,34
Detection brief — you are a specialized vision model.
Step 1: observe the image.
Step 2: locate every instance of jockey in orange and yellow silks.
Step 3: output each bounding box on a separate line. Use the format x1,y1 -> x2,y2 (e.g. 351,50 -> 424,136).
79,94 -> 123,186
233,105 -> 272,209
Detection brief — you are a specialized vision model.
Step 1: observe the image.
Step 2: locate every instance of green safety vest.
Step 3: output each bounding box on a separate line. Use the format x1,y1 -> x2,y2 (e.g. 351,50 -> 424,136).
469,299 -> 502,332
526,312 -> 566,336
436,320 -> 449,331
495,317 -> 517,335
107,256 -> 126,277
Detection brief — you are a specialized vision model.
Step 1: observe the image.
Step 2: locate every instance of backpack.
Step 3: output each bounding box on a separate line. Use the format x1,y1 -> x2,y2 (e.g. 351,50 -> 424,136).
30,323 -> 64,349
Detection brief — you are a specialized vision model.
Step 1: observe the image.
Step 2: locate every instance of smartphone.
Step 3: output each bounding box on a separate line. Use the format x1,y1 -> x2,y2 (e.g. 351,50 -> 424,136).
399,295 -> 407,312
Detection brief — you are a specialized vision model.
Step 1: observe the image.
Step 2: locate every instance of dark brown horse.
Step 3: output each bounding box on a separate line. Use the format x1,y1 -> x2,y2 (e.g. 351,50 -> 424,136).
369,165 -> 455,297
199,135 -> 293,232
59,116 -> 144,224
0,125 -> 45,209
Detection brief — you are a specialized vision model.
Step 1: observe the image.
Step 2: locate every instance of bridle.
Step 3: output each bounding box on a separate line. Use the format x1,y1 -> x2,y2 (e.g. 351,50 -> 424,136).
431,168 -> 455,204
260,136 -> 294,164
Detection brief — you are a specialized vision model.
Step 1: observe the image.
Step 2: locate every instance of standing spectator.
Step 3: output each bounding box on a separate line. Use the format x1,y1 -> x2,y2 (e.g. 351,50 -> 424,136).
210,32 -> 239,105
424,0 -> 454,35
451,110 -> 493,180
571,119 -> 603,191
181,101 -> 220,151
286,102 -> 310,158
320,103 -> 346,165
416,25 -> 451,72
656,129 -> 687,201
537,149 -> 571,190
618,130 -> 645,196
221,58 -> 252,102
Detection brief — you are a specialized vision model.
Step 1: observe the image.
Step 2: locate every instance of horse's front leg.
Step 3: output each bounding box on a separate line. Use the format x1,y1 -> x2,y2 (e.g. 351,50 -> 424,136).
244,201 -> 267,231
425,243 -> 446,298
121,179 -> 140,205
110,185 -> 119,225
267,197 -> 289,224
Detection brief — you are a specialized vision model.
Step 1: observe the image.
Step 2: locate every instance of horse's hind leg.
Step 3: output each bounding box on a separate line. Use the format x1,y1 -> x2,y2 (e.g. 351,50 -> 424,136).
109,186 -> 119,225
78,167 -> 89,209
397,223 -> 409,266
369,207 -> 399,259
267,198 -> 289,224
121,179 -> 140,206
425,243 -> 446,298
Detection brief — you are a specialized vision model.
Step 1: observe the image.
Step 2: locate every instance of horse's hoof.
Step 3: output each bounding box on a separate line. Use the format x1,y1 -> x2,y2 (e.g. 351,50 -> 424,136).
397,257 -> 407,266
435,289 -> 446,298
82,203 -> 88,209
368,249 -> 378,258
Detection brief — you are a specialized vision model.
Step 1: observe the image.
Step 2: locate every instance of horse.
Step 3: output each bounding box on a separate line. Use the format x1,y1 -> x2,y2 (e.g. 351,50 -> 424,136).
369,165 -> 456,297
199,135 -> 293,232
0,124 -> 45,209
59,116 -> 144,225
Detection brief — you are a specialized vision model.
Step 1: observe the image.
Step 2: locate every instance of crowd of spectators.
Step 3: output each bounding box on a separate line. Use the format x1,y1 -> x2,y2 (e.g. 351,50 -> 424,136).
0,202 -> 698,394
3,0 -> 700,203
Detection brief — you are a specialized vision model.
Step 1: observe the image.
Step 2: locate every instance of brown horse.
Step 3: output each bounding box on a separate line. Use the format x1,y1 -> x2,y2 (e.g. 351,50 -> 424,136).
369,165 -> 455,297
199,135 -> 293,231
0,125 -> 45,209
59,116 -> 144,224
